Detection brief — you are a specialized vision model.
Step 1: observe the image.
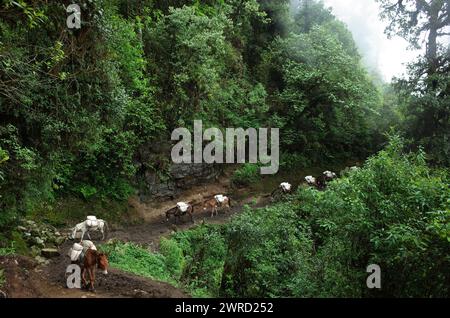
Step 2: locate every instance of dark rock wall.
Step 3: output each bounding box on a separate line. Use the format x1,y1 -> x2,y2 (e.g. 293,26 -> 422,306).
136,142 -> 221,201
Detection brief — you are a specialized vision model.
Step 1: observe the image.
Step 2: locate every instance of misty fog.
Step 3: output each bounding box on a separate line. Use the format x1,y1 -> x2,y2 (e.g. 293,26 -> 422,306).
290,0 -> 421,81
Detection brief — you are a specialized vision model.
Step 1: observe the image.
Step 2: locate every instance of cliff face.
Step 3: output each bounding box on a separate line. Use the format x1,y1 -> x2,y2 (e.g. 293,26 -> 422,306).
135,142 -> 221,201
139,163 -> 221,201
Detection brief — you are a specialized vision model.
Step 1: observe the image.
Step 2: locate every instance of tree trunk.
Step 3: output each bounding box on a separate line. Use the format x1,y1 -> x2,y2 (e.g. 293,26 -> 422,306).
426,2 -> 440,88
427,27 -> 438,75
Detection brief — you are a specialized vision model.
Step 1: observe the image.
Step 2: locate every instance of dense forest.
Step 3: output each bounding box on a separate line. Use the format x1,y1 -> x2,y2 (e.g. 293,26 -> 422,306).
0,0 -> 449,298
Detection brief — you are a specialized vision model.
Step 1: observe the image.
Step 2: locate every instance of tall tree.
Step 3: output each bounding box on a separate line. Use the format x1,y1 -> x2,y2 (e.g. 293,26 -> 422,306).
377,0 -> 449,81
377,0 -> 450,165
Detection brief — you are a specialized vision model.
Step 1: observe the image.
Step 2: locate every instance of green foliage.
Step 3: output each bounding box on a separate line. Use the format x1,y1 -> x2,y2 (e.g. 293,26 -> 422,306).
171,225 -> 226,297
377,0 -> 450,166
101,240 -> 178,285
0,243 -> 15,256
1,0 -> 446,299
0,269 -> 5,289
3,0 -> 48,28
279,152 -> 311,170
101,226 -> 226,297
259,24 -> 382,161
292,136 -> 450,297
26,197 -> 133,227
395,58 -> 450,165
232,163 -> 261,186
160,238 -> 185,279
0,0 -> 391,220
146,138 -> 449,298
10,231 -> 28,256
222,204 -> 316,297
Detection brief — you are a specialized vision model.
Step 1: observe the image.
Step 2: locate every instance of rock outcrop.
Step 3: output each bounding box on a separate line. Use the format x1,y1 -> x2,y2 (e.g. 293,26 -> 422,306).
15,220 -> 65,264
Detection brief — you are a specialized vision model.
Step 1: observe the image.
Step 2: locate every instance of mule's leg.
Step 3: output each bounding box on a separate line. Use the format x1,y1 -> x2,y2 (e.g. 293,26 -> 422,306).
87,268 -> 93,292
80,229 -> 85,242
87,231 -> 92,240
90,268 -> 96,292
81,267 -> 87,289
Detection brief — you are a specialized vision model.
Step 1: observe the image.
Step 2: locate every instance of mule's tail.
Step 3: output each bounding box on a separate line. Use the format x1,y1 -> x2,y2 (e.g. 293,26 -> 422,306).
103,221 -> 109,240
270,187 -> 279,197
189,205 -> 195,223
69,226 -> 76,240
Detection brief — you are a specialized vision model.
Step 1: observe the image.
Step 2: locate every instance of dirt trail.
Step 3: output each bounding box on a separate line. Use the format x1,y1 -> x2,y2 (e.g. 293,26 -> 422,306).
1,254 -> 186,298
1,162 -> 355,298
1,168 -> 274,298
110,167 -> 271,246
112,193 -> 269,247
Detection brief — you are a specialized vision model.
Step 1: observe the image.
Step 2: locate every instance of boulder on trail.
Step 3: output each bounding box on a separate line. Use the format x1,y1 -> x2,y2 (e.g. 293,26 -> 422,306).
41,248 -> 60,258
34,256 -> 50,265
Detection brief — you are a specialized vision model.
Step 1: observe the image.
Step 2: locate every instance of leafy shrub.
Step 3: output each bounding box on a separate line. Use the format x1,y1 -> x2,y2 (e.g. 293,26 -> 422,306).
279,152 -> 311,170
0,269 -> 5,289
221,137 -> 450,298
293,136 -> 450,297
232,164 -> 261,186
221,205 -> 316,297
101,241 -> 176,284
160,238 -> 185,279
171,225 -> 226,297
10,231 -> 28,256
0,243 -> 15,256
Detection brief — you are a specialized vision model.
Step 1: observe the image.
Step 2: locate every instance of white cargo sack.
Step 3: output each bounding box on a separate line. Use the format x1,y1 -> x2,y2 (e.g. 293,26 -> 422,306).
214,195 -> 225,203
82,240 -> 97,251
86,216 -> 98,227
323,171 -> 336,179
305,176 -> 316,184
280,182 -> 291,192
69,243 -> 83,262
177,202 -> 189,213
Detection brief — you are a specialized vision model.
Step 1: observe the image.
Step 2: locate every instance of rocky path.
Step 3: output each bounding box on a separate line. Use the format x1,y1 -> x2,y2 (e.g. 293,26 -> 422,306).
1,254 -> 187,298
1,162 -> 348,298
1,172 -> 273,298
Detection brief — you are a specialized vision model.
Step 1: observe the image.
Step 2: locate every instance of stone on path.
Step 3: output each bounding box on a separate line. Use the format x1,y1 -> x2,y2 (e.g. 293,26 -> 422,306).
41,248 -> 60,258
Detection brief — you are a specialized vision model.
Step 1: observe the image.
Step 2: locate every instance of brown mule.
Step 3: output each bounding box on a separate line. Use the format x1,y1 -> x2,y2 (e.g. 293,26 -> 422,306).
166,203 -> 195,224
203,198 -> 219,217
217,196 -> 231,211
81,248 -> 109,292
203,196 -> 231,218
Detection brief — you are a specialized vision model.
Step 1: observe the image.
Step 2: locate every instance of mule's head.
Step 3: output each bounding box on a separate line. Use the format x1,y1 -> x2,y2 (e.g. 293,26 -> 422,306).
97,252 -> 109,275
166,210 -> 172,222
203,200 -> 214,211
